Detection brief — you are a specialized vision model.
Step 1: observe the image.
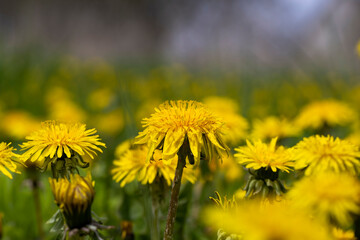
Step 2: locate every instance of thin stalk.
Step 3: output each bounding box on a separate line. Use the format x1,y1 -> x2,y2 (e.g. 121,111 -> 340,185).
32,178 -> 45,240
151,199 -> 160,240
163,147 -> 186,240
150,180 -> 162,240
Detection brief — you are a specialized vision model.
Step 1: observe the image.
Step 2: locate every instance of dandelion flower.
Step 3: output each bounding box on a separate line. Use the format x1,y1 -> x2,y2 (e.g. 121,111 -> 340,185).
112,144 -> 196,187
203,200 -> 332,240
209,155 -> 244,182
87,88 -> 114,111
295,100 -> 356,130
49,173 -> 95,229
135,100 -> 228,165
235,138 -> 293,198
235,137 -> 294,173
0,110 -> 40,140
204,96 -> 248,145
251,116 -> 300,141
293,135 -> 360,175
91,108 -> 124,136
203,96 -> 240,113
287,172 -> 360,227
20,121 -> 106,175
45,87 -> 87,123
0,142 -> 20,179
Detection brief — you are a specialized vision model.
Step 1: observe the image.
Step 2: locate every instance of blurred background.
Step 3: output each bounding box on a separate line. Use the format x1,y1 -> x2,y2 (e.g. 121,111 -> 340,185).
0,0 -> 360,239
1,0 -> 360,70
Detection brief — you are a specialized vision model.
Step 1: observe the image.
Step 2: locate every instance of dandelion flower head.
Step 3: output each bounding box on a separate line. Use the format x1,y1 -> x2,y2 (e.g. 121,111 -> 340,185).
135,100 -> 228,165
204,96 -> 248,145
112,144 -> 196,187
45,87 -> 87,123
295,100 -> 356,130
0,142 -> 20,179
293,135 -> 360,175
209,155 -> 244,182
21,121 -> 106,169
203,96 -> 240,114
235,137 -> 294,173
203,200 -> 332,240
251,116 -> 300,141
1,110 -> 40,140
287,172 -> 360,227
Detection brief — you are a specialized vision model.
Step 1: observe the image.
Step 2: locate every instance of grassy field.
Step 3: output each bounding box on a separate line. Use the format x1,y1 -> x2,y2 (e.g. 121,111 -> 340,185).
1,47 -> 360,240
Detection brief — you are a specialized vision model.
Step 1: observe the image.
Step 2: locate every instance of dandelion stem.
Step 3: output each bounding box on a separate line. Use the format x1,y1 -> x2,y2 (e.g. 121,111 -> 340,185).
32,178 -> 45,240
163,145 -> 186,240
151,198 -> 160,240
150,178 -> 162,240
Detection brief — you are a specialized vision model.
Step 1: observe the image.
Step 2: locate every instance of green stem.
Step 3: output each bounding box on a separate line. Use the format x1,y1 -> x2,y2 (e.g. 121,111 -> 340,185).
150,181 -> 161,240
32,177 -> 45,240
151,200 -> 160,240
163,150 -> 186,240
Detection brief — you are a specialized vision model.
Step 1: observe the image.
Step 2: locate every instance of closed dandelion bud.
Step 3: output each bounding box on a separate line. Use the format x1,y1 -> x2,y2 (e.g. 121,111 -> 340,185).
49,173 -> 95,229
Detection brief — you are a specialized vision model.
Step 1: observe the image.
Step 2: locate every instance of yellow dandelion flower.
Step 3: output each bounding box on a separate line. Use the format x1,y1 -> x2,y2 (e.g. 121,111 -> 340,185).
20,121 -> 106,171
220,112 -> 248,145
209,155 -> 244,182
135,99 -> 162,128
91,108 -> 124,136
235,137 -> 294,173
204,96 -> 248,145
0,110 -> 40,140
288,172 -> 360,227
0,142 -> 20,179
87,88 -> 114,111
293,135 -> 360,175
203,200 -> 332,240
135,100 -> 228,165
203,96 -> 240,114
45,87 -> 87,123
251,116 -> 300,141
49,173 -> 95,229
112,144 -> 196,187
295,100 -> 356,130
332,228 -> 356,240
114,139 -> 133,158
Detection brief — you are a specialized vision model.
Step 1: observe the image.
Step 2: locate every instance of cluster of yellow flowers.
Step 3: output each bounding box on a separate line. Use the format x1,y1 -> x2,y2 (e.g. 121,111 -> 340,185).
1,96 -> 360,240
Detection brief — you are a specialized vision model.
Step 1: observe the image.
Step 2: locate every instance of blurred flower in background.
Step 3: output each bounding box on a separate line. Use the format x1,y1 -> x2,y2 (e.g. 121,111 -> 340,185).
250,116 -> 300,142
204,96 -> 248,146
287,172 -> 360,227
294,100 -> 356,132
293,135 -> 360,176
0,110 -> 40,140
